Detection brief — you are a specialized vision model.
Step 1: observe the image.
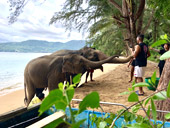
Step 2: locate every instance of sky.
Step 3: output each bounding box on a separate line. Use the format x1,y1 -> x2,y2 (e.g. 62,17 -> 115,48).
0,0 -> 86,43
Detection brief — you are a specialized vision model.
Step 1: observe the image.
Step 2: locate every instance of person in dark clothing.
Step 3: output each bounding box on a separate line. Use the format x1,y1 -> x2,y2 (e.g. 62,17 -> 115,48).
150,43 -> 169,77
85,66 -> 103,83
133,34 -> 151,96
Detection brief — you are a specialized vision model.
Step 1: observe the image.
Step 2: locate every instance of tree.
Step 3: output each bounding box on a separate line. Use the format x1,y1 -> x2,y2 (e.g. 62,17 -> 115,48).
50,0 -> 149,51
155,58 -> 170,120
8,0 -> 153,53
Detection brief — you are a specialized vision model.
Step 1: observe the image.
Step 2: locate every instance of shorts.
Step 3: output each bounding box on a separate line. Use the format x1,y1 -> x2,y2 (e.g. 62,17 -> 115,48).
89,69 -> 94,73
134,66 -> 145,77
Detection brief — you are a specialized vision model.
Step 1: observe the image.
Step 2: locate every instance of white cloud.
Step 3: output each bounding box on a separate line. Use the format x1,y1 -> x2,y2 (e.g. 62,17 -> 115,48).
0,0 -> 87,43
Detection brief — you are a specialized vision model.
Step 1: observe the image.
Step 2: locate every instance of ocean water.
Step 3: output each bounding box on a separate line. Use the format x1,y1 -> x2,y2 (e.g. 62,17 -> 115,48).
0,52 -> 50,96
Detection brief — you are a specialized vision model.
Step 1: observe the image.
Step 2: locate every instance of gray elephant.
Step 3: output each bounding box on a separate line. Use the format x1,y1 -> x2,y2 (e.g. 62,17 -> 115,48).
24,54 -> 116,106
51,47 -> 133,63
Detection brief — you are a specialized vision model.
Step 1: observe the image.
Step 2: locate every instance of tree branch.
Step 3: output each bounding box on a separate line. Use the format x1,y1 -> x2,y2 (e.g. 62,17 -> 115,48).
141,9 -> 155,34
135,0 -> 145,21
109,0 -> 122,13
139,102 -> 154,128
112,16 -> 125,25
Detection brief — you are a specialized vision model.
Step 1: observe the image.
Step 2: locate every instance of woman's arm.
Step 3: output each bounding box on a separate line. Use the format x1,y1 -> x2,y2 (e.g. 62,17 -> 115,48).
150,47 -> 160,53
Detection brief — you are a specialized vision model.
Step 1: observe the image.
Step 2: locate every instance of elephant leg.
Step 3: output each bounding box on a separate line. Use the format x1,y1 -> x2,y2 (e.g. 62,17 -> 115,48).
26,81 -> 36,107
48,74 -> 65,92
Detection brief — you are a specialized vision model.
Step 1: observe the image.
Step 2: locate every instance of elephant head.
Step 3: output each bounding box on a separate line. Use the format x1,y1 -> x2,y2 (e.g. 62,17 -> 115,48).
61,54 -> 116,74
79,47 -> 133,63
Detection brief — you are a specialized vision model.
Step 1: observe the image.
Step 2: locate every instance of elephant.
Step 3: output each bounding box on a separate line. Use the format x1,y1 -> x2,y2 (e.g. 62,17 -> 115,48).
51,47 -> 133,63
24,54 -> 116,106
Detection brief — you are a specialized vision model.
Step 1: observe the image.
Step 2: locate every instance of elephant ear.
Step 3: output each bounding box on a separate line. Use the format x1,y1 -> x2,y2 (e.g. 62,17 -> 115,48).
62,55 -> 84,74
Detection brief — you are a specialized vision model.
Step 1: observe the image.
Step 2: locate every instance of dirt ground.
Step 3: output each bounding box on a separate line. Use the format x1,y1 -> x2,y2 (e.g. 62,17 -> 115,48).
72,61 -> 159,114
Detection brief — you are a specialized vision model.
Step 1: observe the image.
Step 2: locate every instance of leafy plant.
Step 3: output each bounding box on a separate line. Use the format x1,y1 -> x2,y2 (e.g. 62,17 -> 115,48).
39,74 -> 100,128
38,72 -> 170,128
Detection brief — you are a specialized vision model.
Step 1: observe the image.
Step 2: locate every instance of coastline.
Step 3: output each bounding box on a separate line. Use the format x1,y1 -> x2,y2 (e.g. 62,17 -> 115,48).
0,63 -> 121,114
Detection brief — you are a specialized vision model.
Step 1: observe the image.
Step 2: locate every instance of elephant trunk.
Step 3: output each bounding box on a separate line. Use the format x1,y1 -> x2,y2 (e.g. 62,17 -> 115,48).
85,55 -> 118,69
108,56 -> 134,63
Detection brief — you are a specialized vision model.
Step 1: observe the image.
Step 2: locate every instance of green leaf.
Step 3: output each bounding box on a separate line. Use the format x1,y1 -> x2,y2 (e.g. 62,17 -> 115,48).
58,82 -> 64,91
120,91 -> 130,95
131,104 -> 141,113
144,98 -> 150,106
105,113 -> 116,125
167,81 -> 170,98
66,88 -> 75,103
126,123 -> 152,128
146,105 -> 151,118
99,121 -> 107,128
151,71 -> 156,85
165,113 -> 170,120
161,34 -> 168,40
160,51 -> 170,60
71,119 -> 86,128
73,73 -> 81,84
132,82 -> 150,88
54,98 -> 67,110
151,39 -> 167,47
39,89 -> 63,116
136,115 -> 144,123
151,98 -> 157,123
90,114 -> 97,126
128,88 -> 133,91
78,92 -> 100,114
44,118 -> 64,128
152,91 -> 167,100
128,92 -> 139,102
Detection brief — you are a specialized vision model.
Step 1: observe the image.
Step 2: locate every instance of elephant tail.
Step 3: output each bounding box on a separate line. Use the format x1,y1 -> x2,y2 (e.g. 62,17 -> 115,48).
24,82 -> 28,106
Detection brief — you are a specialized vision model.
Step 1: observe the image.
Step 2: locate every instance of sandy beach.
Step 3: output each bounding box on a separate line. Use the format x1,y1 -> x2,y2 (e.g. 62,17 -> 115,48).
0,63 -> 121,114
0,61 -> 159,116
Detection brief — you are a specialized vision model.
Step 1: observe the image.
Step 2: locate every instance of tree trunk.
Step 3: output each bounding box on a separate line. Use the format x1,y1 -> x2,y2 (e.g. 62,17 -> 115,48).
129,0 -> 137,51
153,19 -> 158,42
136,12 -> 144,35
155,58 -> 170,121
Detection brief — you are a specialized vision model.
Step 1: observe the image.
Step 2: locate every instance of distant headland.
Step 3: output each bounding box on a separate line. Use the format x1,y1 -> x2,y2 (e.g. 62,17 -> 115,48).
0,40 -> 86,53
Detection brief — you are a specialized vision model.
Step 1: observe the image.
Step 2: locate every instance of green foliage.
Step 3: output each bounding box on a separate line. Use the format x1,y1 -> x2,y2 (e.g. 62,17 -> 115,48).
165,113 -> 170,120
39,74 -> 86,127
151,71 -> 157,85
128,92 -> 139,102
167,81 -> 170,98
71,119 -> 86,128
151,98 -> 157,123
151,40 -> 167,47
126,123 -> 152,128
73,73 -> 81,84
132,82 -> 150,89
160,51 -> 170,60
39,71 -> 170,128
78,91 -> 100,114
39,89 -> 66,116
152,91 -> 167,100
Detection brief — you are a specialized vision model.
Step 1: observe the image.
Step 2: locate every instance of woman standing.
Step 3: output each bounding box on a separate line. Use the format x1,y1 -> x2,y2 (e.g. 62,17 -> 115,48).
150,43 -> 169,77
